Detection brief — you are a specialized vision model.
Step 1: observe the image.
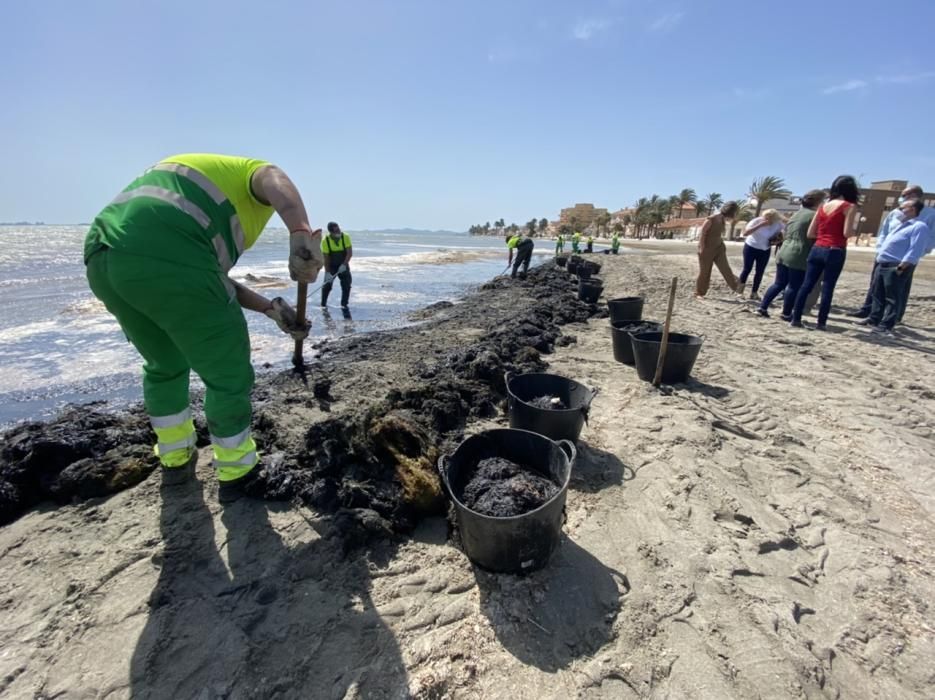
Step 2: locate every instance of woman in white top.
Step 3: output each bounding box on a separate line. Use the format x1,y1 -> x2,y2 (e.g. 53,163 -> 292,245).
737,209 -> 784,300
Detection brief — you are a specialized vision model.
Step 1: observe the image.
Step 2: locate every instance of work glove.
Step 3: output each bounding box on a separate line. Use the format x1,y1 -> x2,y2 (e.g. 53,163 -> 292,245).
323,271 -> 335,284
265,297 -> 309,340
289,230 -> 324,283
336,263 -> 348,275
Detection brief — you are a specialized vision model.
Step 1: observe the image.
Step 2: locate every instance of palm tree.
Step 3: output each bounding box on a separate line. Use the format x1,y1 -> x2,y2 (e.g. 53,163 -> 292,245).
728,200 -> 754,238
632,198 -> 650,239
651,198 -> 670,237
595,211 -> 611,237
694,199 -> 709,217
747,177 -> 791,216
667,195 -> 681,221
707,193 -> 723,211
526,218 -> 537,235
538,218 -> 548,235
677,188 -> 697,218
494,218 -> 505,234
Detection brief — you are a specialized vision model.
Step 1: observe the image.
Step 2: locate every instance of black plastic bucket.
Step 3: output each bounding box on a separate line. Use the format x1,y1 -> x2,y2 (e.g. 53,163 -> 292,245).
607,296 -> 644,323
610,320 -> 662,365
506,372 -> 598,442
438,428 -> 575,573
578,278 -> 603,303
577,261 -> 601,279
555,255 -> 568,268
631,331 -> 703,384
567,259 -> 580,275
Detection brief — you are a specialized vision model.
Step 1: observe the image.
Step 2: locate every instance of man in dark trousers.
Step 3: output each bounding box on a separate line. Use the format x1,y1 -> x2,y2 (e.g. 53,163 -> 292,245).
506,232 -> 534,278
859,198 -> 930,334
321,221 -> 353,308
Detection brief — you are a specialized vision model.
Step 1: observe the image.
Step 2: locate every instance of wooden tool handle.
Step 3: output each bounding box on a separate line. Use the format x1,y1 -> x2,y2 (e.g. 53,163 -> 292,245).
653,277 -> 678,387
292,246 -> 314,368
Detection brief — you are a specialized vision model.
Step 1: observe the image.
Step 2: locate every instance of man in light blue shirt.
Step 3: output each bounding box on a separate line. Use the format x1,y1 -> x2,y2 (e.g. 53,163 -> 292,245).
852,184 -> 935,319
860,198 -> 930,332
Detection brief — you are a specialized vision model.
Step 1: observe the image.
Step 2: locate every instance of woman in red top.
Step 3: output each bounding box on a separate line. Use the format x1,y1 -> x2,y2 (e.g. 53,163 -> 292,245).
790,175 -> 860,329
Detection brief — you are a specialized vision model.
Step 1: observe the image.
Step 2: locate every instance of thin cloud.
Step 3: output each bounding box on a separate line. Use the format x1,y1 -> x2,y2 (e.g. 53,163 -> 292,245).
821,72 -> 935,94
822,79 -> 868,95
874,71 -> 935,84
648,11 -> 684,33
572,18 -> 612,41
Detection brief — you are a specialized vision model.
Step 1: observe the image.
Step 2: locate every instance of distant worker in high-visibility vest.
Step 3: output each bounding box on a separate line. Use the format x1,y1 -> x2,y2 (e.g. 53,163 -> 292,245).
611,231 -> 620,255
586,235 -> 594,253
555,233 -> 564,255
571,231 -> 582,254
84,154 -> 323,501
320,221 -> 353,308
506,232 -> 535,279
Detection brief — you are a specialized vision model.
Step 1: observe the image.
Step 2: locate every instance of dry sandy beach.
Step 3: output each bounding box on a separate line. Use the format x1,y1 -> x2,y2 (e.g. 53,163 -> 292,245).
1,242 -> 933,699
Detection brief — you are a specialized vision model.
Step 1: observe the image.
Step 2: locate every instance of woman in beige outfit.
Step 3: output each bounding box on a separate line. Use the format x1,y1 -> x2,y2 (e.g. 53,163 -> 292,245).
695,201 -> 740,297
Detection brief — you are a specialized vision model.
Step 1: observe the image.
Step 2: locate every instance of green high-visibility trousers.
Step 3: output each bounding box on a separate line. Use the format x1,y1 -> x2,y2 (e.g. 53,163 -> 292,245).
86,248 -> 256,479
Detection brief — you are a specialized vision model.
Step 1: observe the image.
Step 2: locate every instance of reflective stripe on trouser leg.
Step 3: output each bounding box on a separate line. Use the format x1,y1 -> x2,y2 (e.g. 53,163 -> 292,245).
151,410 -> 196,468
211,429 -> 259,482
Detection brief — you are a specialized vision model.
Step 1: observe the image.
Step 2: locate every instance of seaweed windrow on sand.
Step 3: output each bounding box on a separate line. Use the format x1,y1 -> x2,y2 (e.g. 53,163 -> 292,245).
0,264 -> 599,534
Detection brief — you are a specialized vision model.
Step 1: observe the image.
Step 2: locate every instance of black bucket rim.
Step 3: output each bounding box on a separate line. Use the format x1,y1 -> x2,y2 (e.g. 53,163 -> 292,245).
610,319 -> 661,332
607,295 -> 644,304
631,331 -> 703,346
506,371 -> 598,415
438,428 -> 576,522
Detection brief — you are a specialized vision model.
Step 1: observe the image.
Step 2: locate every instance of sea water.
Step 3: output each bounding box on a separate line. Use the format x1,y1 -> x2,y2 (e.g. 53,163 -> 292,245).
0,226 -> 547,425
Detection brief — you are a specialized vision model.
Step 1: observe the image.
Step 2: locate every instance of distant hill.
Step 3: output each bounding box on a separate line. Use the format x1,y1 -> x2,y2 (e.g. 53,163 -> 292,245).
347,228 -> 466,236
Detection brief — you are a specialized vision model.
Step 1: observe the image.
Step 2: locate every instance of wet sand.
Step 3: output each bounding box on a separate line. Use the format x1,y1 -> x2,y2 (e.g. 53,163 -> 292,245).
1,248 -> 934,698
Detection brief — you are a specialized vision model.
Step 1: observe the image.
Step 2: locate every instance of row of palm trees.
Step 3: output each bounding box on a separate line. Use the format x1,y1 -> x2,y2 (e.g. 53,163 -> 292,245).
468,218 -> 550,237
625,176 -> 793,239
467,176 -> 794,241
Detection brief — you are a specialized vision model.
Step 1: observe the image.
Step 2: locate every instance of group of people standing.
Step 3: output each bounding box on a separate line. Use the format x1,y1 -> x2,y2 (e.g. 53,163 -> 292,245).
695,176 -> 934,333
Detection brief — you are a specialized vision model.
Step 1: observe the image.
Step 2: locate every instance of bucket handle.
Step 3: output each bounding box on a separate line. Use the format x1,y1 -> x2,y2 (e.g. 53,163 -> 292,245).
436,454 -> 453,497
558,439 -> 577,466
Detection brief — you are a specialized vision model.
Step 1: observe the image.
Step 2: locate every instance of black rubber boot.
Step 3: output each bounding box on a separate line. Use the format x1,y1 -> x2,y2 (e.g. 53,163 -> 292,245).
218,466 -> 261,504
161,451 -> 197,486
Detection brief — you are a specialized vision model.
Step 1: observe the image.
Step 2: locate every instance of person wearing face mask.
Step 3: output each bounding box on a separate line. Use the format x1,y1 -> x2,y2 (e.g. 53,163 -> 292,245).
858,198 -> 930,334
321,221 -> 353,308
850,184 -> 935,322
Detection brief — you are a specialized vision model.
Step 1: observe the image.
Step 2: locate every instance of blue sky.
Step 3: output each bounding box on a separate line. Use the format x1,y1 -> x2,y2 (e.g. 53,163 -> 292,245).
2,0 -> 933,229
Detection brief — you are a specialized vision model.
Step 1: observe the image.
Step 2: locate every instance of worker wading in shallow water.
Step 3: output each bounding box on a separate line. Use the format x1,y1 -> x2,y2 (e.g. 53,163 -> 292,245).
84,153 -> 323,501
320,221 -> 353,308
